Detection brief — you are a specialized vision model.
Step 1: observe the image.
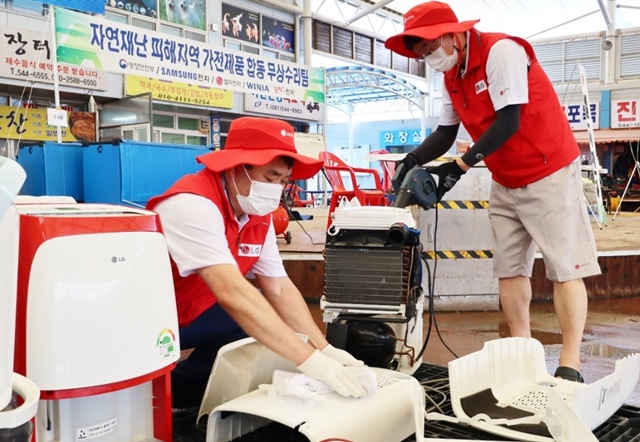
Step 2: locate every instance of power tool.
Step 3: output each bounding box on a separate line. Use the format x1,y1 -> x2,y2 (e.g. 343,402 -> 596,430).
392,165 -> 439,210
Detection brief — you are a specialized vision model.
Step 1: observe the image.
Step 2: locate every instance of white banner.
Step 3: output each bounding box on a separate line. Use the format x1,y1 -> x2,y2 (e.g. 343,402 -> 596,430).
611,99 -> 640,128
55,8 -> 325,103
0,26 -> 108,91
244,93 -> 324,122
562,101 -> 599,131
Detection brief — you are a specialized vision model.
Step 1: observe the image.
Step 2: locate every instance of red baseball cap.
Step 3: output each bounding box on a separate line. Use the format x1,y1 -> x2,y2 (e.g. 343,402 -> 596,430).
197,117 -> 323,180
385,1 -> 480,58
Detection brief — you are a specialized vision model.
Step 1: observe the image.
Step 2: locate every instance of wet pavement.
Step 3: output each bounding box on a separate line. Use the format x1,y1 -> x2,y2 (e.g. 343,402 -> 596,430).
289,207 -> 640,407
309,296 -> 640,407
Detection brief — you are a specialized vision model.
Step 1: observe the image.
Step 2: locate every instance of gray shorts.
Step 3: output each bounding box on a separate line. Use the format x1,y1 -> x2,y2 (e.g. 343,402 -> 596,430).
489,160 -> 601,282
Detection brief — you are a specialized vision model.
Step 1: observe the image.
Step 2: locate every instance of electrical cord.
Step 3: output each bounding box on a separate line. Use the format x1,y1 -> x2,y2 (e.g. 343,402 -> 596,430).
281,185 -> 326,246
419,377 -> 450,414
415,204 -> 459,362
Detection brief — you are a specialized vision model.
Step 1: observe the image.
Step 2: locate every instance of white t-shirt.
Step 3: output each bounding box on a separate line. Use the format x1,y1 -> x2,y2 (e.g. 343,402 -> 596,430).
439,37 -> 531,126
153,193 -> 287,278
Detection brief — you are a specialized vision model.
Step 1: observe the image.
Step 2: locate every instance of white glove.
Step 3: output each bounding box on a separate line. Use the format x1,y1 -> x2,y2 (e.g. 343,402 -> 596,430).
321,344 -> 364,367
297,350 -> 367,398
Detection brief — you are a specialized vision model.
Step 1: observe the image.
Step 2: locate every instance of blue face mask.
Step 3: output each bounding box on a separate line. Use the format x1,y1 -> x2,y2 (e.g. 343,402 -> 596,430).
232,166 -> 283,216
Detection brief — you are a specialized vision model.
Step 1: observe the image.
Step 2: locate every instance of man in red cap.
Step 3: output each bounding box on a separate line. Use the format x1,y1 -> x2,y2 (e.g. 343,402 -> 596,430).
386,2 -> 600,383
147,116 -> 369,408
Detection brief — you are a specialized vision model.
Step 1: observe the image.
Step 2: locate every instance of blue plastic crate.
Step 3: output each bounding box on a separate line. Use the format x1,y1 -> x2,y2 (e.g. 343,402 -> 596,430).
16,142 -> 85,201
83,140 -> 208,207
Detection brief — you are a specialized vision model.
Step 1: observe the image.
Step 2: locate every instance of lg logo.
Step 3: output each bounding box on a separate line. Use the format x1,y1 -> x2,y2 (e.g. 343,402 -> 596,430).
111,256 -> 126,263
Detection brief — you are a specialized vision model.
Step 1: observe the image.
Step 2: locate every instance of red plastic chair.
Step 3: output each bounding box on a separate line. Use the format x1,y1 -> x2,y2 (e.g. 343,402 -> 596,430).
284,183 -> 314,208
318,151 -> 387,229
369,149 -> 396,196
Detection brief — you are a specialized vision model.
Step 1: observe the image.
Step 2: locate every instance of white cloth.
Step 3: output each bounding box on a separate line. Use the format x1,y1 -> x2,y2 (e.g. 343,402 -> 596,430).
260,368 -> 378,404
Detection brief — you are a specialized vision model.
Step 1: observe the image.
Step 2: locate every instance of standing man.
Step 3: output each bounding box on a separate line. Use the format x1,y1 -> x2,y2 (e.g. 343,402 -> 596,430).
147,116 -> 369,409
386,1 -> 600,382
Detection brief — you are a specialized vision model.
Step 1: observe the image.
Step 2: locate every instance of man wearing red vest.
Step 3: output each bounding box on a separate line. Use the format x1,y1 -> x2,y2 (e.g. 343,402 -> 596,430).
147,117 -> 369,409
386,2 -> 601,383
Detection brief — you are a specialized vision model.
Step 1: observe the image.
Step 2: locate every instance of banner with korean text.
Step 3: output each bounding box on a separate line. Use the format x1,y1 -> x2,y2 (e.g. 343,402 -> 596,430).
54,7 -> 325,104
126,75 -> 233,108
0,105 -> 96,142
563,101 -> 600,131
611,99 -> 640,128
244,93 -> 323,122
0,26 -> 108,91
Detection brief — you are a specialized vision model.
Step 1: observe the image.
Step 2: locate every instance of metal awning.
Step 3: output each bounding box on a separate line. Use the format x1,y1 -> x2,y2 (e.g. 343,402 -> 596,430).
573,129 -> 640,145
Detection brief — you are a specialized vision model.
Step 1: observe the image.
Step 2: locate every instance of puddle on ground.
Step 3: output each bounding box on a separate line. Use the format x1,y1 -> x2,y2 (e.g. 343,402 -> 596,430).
531,330 -> 563,345
585,342 -> 622,358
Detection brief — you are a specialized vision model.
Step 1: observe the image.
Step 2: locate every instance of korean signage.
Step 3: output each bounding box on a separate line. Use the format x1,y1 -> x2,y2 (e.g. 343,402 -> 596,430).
0,26 -> 108,91
244,93 -> 323,122
262,15 -> 295,54
0,105 -> 97,142
221,3 -> 260,44
611,99 -> 640,128
380,129 -> 425,147
562,102 -> 600,130
159,0 -> 205,31
54,7 -> 324,103
126,74 -> 233,108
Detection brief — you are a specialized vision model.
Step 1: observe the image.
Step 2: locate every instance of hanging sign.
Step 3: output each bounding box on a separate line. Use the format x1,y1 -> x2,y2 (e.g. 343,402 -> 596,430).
611,99 -> 640,128
0,26 -> 107,91
54,7 -> 325,103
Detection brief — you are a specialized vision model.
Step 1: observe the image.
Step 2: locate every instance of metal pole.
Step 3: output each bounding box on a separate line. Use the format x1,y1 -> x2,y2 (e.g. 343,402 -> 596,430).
49,6 -> 62,143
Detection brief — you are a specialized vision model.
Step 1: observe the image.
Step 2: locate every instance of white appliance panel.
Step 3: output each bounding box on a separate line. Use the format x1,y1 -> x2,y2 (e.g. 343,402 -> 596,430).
26,231 -> 180,390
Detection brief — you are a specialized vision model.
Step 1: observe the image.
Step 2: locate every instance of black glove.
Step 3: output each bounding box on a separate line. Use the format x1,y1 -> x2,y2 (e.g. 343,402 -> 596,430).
392,153 -> 421,195
425,160 -> 466,201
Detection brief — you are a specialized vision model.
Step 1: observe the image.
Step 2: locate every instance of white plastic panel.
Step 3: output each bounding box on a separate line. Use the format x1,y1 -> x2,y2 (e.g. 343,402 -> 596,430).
26,231 -> 180,390
0,207 -> 19,409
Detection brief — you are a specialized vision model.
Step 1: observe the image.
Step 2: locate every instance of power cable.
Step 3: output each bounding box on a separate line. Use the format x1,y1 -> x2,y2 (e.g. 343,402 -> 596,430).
280,184 -> 326,246
415,204 -> 458,362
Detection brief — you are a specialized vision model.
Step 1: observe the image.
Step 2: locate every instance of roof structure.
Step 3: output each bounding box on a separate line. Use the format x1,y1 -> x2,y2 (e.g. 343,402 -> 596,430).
325,66 -> 425,116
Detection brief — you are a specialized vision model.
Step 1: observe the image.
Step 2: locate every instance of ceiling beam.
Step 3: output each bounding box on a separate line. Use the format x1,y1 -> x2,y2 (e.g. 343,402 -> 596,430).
597,0 -> 613,28
344,0 -> 395,27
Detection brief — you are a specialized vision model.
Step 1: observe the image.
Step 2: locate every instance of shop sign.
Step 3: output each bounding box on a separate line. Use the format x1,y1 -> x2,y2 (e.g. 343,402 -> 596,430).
0,105 -> 97,142
54,7 -> 325,103
611,99 -> 640,128
0,26 -> 108,91
126,74 -> 233,108
562,102 -> 599,131
380,129 -> 424,147
244,93 -> 323,121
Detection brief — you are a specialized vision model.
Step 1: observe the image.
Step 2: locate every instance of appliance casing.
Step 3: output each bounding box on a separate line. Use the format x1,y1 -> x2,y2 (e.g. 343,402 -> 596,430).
13,203 -> 180,441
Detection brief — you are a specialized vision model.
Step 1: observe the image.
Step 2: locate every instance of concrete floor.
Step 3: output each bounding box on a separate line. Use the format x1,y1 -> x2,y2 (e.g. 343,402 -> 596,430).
285,207 -> 640,407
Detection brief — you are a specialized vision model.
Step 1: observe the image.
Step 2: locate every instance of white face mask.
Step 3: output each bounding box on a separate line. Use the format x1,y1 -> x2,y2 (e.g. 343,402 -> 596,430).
233,166 -> 283,216
424,43 -> 459,72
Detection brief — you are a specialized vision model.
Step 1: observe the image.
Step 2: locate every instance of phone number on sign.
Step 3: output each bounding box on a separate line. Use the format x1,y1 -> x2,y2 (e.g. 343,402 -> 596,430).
264,104 -> 303,114
8,68 -> 98,87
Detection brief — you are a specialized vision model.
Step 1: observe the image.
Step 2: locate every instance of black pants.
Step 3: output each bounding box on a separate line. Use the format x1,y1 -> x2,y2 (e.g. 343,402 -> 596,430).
172,303 -> 248,409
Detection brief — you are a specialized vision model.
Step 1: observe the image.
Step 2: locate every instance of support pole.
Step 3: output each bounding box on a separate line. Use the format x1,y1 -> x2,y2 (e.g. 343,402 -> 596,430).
49,6 -> 62,143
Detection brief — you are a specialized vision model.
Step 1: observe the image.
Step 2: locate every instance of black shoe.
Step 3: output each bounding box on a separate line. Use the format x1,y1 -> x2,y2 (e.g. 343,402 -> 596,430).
554,366 -> 585,383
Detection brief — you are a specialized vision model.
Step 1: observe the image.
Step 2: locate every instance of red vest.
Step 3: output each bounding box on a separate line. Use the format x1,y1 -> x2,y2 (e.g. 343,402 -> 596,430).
444,29 -> 579,188
146,169 -> 271,327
